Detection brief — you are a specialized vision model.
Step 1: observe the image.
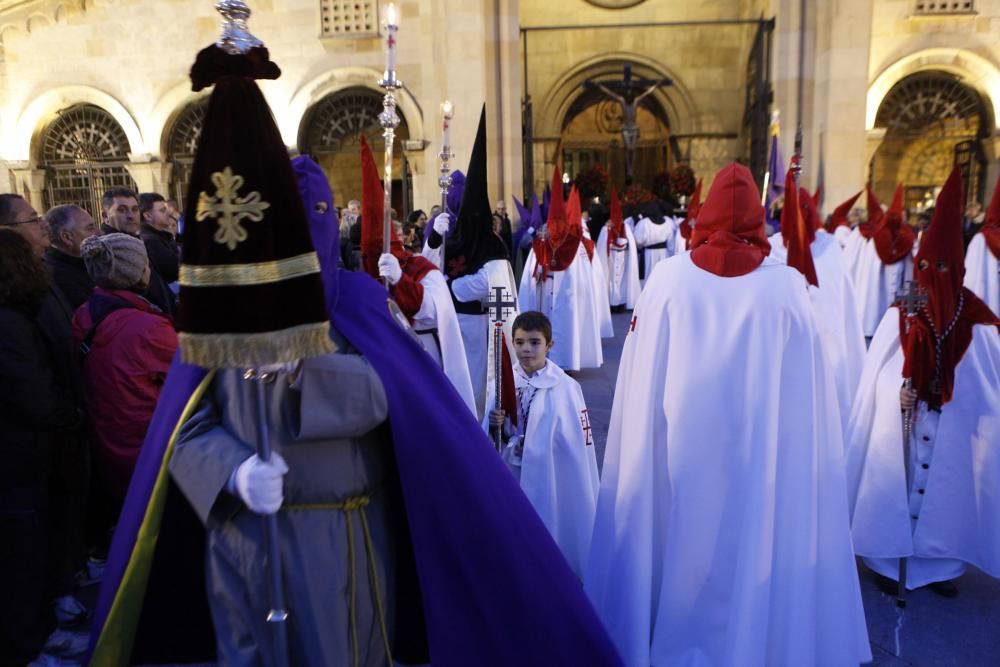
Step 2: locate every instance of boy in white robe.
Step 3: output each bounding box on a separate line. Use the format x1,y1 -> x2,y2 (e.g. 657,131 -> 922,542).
489,311 -> 599,578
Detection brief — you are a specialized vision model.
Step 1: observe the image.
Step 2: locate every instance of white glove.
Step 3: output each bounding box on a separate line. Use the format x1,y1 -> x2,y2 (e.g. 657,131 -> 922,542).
378,252 -> 402,285
233,452 -> 289,515
433,212 -> 451,236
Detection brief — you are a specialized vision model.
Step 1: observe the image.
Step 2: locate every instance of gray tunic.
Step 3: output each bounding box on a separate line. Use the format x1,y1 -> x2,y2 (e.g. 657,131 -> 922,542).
170,351 -> 395,667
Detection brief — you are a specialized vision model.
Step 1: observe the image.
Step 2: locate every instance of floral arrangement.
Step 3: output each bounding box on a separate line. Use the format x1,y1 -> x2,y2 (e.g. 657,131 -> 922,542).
574,164 -> 609,200
669,163 -> 697,197
621,183 -> 655,206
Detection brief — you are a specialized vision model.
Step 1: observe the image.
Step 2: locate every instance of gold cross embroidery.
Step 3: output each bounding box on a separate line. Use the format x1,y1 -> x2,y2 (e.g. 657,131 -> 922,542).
196,167 -> 270,250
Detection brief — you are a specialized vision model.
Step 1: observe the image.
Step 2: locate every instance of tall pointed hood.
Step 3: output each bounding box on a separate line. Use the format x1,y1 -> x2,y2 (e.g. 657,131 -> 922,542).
533,166 -> 581,281
607,185 -> 626,254
824,190 -> 862,233
781,172 -> 818,287
860,186 -> 882,240
902,167 -> 999,407
873,183 -> 914,264
445,106 -> 508,278
690,163 -> 771,277
359,133 -> 394,279
177,13 -> 333,368
567,186 -> 594,261
679,178 -> 702,248
981,174 -> 1000,260
799,186 -> 822,239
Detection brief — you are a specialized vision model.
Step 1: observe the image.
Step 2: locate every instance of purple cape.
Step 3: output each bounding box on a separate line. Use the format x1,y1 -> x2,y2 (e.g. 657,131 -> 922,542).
89,161 -> 622,667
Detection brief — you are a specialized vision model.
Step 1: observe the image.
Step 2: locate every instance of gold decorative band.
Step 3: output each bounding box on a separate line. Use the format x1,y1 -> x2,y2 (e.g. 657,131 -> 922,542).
179,252 -> 321,287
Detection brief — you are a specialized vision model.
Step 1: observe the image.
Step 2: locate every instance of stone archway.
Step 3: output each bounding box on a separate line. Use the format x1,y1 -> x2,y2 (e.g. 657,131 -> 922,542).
298,86 -> 411,213
531,54 -> 695,194
870,70 -> 991,209
37,103 -> 137,216
163,97 -> 208,209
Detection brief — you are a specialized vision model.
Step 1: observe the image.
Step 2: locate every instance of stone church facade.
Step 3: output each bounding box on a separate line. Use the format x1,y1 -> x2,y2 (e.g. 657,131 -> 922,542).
0,0 -> 996,218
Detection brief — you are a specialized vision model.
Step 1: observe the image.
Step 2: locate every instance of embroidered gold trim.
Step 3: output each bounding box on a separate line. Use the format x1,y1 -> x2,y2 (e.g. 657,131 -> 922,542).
179,252 -> 321,287
195,166 -> 270,250
178,321 -> 336,369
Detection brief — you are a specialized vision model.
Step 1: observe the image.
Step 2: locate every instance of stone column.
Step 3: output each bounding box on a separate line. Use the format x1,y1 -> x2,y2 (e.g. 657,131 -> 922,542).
125,154 -> 170,195
811,0 -> 874,208
7,161 -> 48,210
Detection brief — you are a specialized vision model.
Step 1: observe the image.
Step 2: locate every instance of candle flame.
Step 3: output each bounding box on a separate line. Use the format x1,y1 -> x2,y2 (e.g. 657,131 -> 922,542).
441,100 -> 454,118
383,2 -> 398,26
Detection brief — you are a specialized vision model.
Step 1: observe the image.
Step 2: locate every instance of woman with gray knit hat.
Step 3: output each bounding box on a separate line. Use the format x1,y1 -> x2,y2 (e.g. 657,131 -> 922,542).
72,232 -> 177,536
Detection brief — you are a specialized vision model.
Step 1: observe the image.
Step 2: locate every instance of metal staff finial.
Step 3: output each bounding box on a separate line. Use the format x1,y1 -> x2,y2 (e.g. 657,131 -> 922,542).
377,4 -> 402,287
216,0 -> 263,55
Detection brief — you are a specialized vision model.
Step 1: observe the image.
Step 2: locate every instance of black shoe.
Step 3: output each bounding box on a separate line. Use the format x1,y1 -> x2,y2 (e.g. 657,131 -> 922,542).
873,573 -> 900,596
928,579 -> 958,598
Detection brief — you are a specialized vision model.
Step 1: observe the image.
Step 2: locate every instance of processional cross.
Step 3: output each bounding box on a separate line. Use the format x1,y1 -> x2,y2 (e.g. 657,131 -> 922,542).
485,286 -> 517,451
583,64 -> 673,182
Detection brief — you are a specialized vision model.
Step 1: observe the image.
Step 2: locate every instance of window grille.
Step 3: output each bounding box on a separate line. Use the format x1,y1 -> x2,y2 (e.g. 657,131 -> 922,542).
913,1 -> 975,15
39,104 -> 136,217
166,99 -> 208,210
320,0 -> 379,38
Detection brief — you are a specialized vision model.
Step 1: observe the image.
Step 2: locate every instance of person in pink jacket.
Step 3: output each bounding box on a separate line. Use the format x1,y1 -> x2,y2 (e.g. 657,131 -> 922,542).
72,233 -> 177,515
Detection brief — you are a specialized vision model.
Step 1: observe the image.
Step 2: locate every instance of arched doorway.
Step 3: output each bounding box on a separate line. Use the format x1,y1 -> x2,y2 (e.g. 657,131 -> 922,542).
559,82 -> 672,191
298,86 -> 412,214
871,71 -> 991,210
166,98 -> 207,209
39,104 -> 137,216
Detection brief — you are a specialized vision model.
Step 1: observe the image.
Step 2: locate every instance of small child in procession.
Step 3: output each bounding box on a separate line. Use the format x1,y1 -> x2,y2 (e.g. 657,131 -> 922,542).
489,311 -> 600,577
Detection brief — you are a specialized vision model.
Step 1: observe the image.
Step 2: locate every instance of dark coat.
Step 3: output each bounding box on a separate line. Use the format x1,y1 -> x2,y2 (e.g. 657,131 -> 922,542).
0,304 -> 80,664
44,247 -> 95,310
140,224 -> 180,284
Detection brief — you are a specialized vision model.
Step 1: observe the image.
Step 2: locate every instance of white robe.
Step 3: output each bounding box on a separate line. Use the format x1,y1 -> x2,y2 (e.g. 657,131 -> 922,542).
853,241 -> 913,337
842,228 -> 867,281
845,307 -> 1000,588
964,233 -> 1000,314
834,224 -> 853,249
518,247 -> 603,371
632,215 -> 677,281
451,259 -> 519,420
421,237 -> 444,272
769,230 -> 866,433
596,224 -> 641,309
585,254 -> 870,667
410,269 -> 477,415
583,228 -> 614,338
500,360 -> 599,578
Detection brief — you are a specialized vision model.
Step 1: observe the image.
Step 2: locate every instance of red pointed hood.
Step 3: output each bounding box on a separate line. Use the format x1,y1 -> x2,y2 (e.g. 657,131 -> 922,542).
607,185 -> 626,253
533,166 -> 581,281
873,183 -> 914,264
781,172 -> 818,287
690,163 -> 771,277
902,167 -> 1000,407
360,134 -> 396,279
567,186 -> 594,261
824,190 -> 862,232
859,186 -> 882,239
679,178 -> 702,248
982,174 -> 1000,260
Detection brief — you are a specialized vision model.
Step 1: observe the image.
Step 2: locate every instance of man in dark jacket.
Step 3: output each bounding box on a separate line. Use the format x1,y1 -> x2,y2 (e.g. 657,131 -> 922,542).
44,204 -> 98,310
138,193 -> 180,286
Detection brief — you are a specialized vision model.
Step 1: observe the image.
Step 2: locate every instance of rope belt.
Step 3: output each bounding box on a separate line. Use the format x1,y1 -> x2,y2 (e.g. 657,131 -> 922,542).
282,494 -> 392,666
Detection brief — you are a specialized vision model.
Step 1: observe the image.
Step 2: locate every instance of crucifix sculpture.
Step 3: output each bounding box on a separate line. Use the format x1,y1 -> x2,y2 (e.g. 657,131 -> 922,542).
583,64 -> 673,182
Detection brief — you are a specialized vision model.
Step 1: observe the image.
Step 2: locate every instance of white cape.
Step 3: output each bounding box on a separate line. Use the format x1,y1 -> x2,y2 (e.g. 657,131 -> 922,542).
964,232 -> 999,314
632,215 -> 677,283
596,224 -> 641,309
585,254 -> 870,667
502,361 -> 599,578
519,248 -> 603,370
586,239 -> 615,338
842,228 -> 867,281
450,259 -> 519,420
411,270 -> 477,415
845,308 -> 1000,587
770,230 -> 866,433
852,241 -> 913,337
834,224 -> 853,248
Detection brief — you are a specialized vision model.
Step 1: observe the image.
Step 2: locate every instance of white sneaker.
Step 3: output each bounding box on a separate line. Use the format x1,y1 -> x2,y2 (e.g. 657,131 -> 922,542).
41,628 -> 89,658
52,595 -> 90,627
